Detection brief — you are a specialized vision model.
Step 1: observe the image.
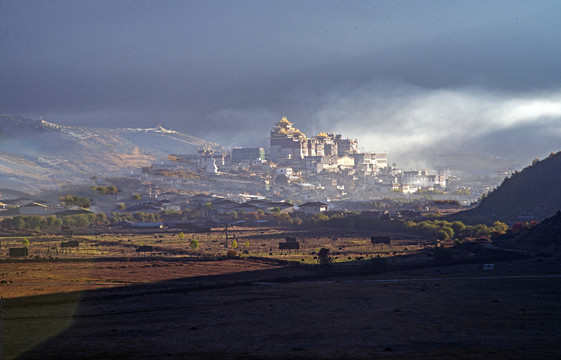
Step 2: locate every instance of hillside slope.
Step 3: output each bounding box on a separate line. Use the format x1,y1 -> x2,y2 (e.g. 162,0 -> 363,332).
514,210 -> 561,247
449,151 -> 561,225
0,115 -> 224,191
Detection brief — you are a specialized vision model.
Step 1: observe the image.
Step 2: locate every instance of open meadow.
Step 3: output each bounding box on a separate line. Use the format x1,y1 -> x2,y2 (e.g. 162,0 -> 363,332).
0,227 -> 432,298
2,227 -> 560,359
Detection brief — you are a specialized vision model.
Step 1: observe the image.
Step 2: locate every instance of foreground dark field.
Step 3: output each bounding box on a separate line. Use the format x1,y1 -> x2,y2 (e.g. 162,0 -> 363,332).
3,256 -> 561,360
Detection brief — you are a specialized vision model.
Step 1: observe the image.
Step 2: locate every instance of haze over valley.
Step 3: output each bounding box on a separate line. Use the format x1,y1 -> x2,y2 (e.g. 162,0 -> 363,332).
2,1 -> 561,168
2,2 -> 561,360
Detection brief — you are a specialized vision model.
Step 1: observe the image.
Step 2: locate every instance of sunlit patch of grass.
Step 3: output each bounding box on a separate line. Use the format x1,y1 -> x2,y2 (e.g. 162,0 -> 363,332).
2,292 -> 81,360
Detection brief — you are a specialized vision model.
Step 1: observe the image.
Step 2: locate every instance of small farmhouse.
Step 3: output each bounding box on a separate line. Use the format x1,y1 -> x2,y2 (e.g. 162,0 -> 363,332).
298,201 -> 329,214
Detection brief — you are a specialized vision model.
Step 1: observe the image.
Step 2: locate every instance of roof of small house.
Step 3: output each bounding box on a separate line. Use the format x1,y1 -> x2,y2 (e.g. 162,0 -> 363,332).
22,202 -> 48,208
299,201 -> 329,208
55,209 -> 94,216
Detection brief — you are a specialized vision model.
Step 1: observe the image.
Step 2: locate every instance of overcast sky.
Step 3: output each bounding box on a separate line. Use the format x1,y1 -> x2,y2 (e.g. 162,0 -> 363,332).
2,1 -> 561,163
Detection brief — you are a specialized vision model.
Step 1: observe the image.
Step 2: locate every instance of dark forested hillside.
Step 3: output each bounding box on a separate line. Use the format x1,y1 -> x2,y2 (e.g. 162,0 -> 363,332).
449,151 -> 561,225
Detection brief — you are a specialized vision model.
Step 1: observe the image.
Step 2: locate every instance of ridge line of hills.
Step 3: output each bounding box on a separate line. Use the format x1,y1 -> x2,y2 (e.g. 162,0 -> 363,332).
0,115 -> 224,192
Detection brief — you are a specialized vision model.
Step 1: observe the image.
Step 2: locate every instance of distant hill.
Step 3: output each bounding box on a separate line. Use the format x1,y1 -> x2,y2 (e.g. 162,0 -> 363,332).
449,151 -> 561,225
514,210 -> 561,247
0,115 -> 225,192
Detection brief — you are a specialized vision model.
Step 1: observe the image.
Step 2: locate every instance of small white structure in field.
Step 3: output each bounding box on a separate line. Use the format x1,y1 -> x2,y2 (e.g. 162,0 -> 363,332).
483,264 -> 495,271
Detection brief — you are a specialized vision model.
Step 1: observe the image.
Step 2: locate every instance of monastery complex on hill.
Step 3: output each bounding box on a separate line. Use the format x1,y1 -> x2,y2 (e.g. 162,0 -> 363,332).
269,117 -> 388,174
162,116 -> 455,204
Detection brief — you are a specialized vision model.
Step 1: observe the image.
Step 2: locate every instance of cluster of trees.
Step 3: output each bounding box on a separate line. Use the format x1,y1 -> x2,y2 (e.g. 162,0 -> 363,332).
1,213 -> 108,231
92,185 -> 119,195
111,209 -> 193,223
303,212 -> 402,232
454,189 -> 471,195
416,189 -> 446,196
512,221 -> 538,233
401,219 -> 509,241
1,215 -> 61,231
241,210 -> 511,240
111,212 -> 161,223
144,169 -> 201,179
433,200 -> 461,206
269,212 -> 303,225
334,197 -> 465,212
59,195 -> 91,208
62,213 -> 108,226
221,210 -> 303,226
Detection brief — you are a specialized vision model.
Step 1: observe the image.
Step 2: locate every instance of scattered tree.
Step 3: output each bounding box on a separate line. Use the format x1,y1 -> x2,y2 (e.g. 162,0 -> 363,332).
95,213 -> 108,224
92,185 -> 119,195
492,221 -> 509,234
60,195 -> 91,208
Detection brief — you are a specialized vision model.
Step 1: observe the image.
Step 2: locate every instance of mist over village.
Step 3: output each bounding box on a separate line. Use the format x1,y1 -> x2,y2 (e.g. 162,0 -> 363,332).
2,1 -> 561,360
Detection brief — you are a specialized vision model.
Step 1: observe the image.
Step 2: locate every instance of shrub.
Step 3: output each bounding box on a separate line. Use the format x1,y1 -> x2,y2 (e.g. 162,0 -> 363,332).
451,221 -> 466,235
60,195 -> 91,208
492,221 -> 509,234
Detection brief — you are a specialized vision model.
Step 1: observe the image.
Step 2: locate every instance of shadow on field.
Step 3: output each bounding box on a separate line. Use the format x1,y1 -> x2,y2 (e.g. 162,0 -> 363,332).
7,250 -> 557,360
5,262 -> 314,360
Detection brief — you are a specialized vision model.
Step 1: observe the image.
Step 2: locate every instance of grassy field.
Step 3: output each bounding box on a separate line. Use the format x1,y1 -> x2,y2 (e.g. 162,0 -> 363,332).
2,256 -> 561,360
0,227 -> 434,300
1,226 -> 432,259
4,226 -> 558,359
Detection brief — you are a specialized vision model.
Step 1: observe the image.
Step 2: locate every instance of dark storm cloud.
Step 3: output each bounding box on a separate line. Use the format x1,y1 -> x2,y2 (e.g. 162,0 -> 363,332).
1,1 -> 561,161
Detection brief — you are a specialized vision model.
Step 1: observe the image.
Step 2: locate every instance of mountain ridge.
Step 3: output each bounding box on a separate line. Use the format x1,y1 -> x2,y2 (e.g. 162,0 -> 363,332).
0,115 -> 225,192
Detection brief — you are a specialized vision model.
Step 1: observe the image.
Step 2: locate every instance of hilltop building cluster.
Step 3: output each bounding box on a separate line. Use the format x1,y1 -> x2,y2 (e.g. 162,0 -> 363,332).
0,116 -> 515,226
154,117 -> 457,205
269,117 -> 387,175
